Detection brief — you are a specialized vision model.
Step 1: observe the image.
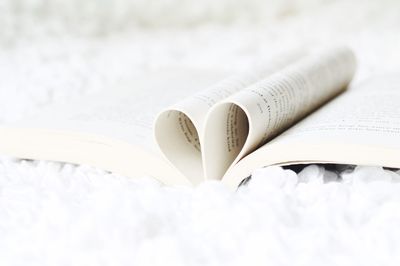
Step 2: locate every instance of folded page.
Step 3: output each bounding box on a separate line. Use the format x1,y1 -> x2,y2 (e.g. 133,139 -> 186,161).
203,47 -> 356,180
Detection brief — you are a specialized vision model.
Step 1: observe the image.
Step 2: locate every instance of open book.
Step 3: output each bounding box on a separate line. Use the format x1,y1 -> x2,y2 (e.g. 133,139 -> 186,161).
1,46 -> 399,189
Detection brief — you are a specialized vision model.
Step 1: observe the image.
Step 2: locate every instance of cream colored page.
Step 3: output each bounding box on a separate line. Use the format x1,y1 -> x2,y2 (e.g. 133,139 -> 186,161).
170,50 -> 306,130
203,47 -> 356,180
270,74 -> 400,148
0,69 -> 225,187
154,51 -> 306,183
8,68 -> 225,156
0,69 -> 227,186
223,74 -> 400,189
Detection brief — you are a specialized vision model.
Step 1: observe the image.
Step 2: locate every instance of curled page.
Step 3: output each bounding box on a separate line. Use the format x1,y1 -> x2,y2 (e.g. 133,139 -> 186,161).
222,74 -> 400,189
203,46 -> 357,180
154,50 -> 306,184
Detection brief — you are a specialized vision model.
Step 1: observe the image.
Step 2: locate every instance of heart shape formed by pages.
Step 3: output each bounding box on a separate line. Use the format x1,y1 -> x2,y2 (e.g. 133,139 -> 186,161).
155,47 -> 356,183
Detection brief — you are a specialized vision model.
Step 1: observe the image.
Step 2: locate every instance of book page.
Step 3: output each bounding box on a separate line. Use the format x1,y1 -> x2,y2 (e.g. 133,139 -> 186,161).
10,69 -> 225,152
0,68 -> 226,185
154,50 -> 306,183
203,47 -> 356,180
271,73 -> 400,148
223,74 -> 400,189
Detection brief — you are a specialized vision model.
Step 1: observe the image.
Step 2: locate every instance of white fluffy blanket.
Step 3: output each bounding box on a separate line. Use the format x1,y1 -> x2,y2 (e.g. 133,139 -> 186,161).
1,0 -> 400,265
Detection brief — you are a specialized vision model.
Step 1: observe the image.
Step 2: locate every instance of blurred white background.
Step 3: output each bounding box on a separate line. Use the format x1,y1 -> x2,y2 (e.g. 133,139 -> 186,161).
0,0 -> 399,122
